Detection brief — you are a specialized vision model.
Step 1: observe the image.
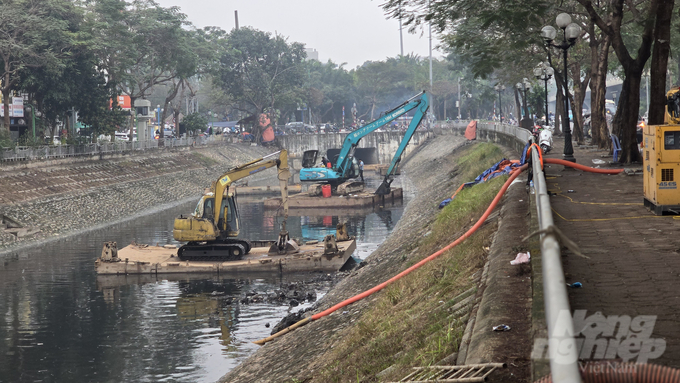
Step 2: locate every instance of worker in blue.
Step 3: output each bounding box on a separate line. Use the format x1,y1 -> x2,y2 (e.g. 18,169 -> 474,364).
358,159 -> 364,182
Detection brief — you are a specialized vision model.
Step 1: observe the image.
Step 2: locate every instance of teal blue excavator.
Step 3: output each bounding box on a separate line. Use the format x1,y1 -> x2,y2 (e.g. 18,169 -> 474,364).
300,91 -> 430,195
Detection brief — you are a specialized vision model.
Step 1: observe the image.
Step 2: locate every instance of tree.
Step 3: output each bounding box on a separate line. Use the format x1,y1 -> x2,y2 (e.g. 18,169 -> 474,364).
0,0 -> 75,132
577,0 -> 665,163
215,27 -> 306,120
181,112 -> 206,135
85,0 -> 191,140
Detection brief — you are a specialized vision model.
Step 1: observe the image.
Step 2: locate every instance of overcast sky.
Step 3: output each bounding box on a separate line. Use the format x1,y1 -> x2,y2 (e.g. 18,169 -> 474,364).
154,0 -> 442,69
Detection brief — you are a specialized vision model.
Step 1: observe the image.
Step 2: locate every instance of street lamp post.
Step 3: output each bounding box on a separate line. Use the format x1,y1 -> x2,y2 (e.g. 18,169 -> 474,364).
534,62 -> 554,125
517,79 -> 532,129
494,84 -> 505,123
541,13 -> 581,162
25,105 -> 36,138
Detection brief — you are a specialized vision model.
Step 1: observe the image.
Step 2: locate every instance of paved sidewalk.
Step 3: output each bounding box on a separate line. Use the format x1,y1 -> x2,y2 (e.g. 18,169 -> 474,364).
545,137 -> 679,367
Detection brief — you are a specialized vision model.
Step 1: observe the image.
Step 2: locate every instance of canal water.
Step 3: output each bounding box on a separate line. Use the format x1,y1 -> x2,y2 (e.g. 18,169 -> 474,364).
0,178 -> 411,383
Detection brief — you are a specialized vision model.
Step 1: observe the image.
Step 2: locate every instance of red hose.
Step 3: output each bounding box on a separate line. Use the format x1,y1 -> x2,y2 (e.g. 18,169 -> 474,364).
544,158 -> 625,174
527,143 -> 544,169
534,362 -> 680,383
253,164 -> 529,345
311,163 -> 529,320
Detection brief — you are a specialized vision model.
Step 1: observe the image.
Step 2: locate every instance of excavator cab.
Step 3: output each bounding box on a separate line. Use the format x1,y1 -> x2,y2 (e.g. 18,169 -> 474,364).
217,192 -> 240,237
302,150 -> 318,168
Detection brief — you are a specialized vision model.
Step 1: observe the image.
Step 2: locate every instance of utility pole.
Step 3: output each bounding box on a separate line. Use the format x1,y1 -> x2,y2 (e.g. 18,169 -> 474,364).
428,0 -> 434,122
458,77 -> 461,119
399,2 -> 404,56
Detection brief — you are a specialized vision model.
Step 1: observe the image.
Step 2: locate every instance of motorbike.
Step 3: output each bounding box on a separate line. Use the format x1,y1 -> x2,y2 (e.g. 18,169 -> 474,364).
532,125 -> 554,153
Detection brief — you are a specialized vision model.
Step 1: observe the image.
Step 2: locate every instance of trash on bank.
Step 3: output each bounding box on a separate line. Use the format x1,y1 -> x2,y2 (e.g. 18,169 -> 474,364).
510,252 -> 530,265
567,282 -> 583,288
493,324 -> 511,331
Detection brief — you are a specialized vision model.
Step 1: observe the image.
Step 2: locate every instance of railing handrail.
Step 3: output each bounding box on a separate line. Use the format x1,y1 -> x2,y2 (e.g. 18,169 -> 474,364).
0,135 -> 218,162
458,120 -> 581,383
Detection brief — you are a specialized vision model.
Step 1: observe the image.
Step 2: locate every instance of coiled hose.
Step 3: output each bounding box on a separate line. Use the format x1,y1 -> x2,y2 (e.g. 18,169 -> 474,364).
535,362 -> 680,383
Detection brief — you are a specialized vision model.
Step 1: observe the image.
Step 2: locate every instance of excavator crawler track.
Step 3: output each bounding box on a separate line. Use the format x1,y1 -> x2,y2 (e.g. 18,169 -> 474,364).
177,239 -> 252,262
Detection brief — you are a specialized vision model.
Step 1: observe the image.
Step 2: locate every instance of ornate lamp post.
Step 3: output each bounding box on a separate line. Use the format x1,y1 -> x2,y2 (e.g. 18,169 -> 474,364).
517,79 -> 532,129
541,13 -> 581,162
517,79 -> 532,118
494,84 -> 505,122
534,62 -> 554,125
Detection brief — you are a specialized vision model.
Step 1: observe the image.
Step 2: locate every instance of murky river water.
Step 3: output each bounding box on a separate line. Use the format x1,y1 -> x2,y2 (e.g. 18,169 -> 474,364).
0,178 -> 411,383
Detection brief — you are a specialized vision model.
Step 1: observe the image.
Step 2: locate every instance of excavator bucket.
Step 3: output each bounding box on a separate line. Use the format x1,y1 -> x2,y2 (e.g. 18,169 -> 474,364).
268,230 -> 300,255
323,235 -> 339,255
336,223 -> 350,241
101,242 -> 119,262
375,179 -> 393,195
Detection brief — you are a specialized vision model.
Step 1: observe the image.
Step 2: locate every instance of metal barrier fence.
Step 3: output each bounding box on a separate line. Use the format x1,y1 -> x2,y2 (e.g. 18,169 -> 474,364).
0,136 -> 213,162
456,120 -> 582,383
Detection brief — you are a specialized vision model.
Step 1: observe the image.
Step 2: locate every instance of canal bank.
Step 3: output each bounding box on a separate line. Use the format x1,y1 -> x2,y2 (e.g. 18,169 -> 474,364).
218,134 -> 534,383
0,143 -> 279,255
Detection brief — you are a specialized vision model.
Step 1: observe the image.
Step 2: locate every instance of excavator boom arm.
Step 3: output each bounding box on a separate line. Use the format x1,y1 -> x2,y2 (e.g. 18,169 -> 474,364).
213,150 -> 289,228
334,91 -> 426,178
382,93 -> 429,180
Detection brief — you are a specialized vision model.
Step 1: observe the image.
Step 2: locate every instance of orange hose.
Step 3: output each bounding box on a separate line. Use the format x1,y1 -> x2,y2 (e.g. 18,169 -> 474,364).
544,158 -> 625,174
534,361 -> 680,383
253,164 -> 529,345
527,143 -> 544,169
311,163 -> 529,320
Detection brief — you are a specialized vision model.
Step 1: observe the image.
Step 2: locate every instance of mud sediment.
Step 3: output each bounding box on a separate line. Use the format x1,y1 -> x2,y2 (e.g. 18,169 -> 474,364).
217,134 -> 471,383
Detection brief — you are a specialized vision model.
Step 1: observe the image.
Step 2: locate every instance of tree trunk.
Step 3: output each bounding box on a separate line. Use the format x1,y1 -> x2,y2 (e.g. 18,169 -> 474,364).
129,96 -> 136,142
2,69 -> 10,132
648,0 -> 674,125
589,33 -> 611,149
612,74 -> 643,163
2,86 -> 9,133
513,88 -> 521,126
554,80 -> 565,135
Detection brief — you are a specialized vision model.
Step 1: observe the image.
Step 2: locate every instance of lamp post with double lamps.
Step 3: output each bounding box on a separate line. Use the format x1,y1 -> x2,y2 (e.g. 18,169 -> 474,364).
534,62 -> 554,125
517,79 -> 532,129
494,84 -> 505,122
517,80 -> 531,118
541,13 -> 581,162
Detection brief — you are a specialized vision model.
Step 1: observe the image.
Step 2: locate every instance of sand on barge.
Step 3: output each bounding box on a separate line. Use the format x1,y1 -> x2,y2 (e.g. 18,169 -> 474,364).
95,237 -> 356,275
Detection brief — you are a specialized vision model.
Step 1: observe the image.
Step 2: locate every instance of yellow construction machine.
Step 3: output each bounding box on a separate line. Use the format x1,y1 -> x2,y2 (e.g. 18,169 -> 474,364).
643,87 -> 680,214
173,150 -> 291,260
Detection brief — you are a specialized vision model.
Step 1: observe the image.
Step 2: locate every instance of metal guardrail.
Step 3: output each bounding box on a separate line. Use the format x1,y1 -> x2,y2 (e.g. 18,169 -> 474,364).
0,136 -> 215,162
454,120 -> 581,383
530,146 -> 581,383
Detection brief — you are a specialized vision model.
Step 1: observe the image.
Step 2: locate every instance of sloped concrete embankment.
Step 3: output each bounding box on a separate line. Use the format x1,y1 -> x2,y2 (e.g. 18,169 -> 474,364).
0,143 -> 278,254
219,133 -> 533,383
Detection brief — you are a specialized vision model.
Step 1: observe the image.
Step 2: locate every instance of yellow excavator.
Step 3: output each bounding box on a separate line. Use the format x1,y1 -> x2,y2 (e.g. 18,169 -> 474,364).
173,150 -> 290,261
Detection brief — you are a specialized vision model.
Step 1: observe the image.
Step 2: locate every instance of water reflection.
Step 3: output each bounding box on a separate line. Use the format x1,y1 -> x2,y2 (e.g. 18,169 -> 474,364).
0,181 -> 409,383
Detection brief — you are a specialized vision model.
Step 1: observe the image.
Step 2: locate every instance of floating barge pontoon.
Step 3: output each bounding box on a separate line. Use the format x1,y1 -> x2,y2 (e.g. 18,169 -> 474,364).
95,238 -> 356,275
264,187 -> 403,209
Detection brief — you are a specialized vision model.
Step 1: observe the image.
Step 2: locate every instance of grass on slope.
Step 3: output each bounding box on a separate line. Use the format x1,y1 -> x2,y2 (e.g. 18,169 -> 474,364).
307,143 -> 507,383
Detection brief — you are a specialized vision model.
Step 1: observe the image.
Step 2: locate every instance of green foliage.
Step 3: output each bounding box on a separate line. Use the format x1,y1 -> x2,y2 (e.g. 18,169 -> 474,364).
214,27 -> 306,114
17,133 -> 44,148
316,143 -> 506,383
182,113 -> 207,135
0,129 -> 13,148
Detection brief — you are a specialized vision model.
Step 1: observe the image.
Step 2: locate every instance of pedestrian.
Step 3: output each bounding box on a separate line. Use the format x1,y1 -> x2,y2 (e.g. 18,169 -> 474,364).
322,156 -> 329,167
358,159 -> 364,182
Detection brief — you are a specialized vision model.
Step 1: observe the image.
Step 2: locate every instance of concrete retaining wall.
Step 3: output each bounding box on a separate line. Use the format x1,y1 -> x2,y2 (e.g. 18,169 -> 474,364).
276,130 -> 433,165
